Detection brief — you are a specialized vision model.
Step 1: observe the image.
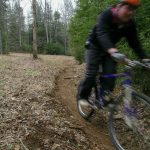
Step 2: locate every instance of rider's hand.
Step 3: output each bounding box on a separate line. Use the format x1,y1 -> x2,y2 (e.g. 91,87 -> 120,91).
108,48 -> 118,54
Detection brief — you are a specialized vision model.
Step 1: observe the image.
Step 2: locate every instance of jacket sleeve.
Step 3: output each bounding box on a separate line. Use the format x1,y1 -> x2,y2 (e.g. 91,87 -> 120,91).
96,10 -> 115,52
125,22 -> 146,59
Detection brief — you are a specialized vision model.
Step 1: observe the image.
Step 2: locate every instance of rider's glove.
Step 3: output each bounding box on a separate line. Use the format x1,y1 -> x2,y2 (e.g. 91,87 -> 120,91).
111,52 -> 126,62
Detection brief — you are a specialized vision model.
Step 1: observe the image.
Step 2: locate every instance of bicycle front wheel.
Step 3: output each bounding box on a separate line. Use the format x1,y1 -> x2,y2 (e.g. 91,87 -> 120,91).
109,92 -> 150,150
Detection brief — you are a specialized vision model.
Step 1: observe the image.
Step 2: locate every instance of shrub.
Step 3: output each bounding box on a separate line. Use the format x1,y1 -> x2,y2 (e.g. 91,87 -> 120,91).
44,42 -> 65,55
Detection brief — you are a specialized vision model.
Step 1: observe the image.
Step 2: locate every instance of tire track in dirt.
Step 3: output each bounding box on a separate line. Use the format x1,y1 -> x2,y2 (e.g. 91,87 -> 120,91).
54,60 -> 114,150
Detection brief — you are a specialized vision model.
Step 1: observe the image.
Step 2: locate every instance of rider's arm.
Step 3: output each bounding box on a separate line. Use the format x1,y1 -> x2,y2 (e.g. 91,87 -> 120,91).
96,9 -> 117,53
125,21 -> 147,59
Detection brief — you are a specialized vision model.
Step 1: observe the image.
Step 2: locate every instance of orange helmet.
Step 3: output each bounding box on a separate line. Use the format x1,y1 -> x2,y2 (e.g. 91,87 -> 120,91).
121,0 -> 141,7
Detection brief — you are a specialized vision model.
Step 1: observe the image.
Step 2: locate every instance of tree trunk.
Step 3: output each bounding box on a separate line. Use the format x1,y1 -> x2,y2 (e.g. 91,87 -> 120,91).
49,20 -> 52,43
64,23 -> 68,54
32,0 -> 38,59
19,0 -> 22,49
62,0 -> 74,54
0,30 -> 3,55
5,15 -> 8,53
45,0 -> 49,44
48,0 -> 52,43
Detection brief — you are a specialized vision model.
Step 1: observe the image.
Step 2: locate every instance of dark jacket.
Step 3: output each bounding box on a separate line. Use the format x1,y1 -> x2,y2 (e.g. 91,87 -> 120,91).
86,7 -> 146,59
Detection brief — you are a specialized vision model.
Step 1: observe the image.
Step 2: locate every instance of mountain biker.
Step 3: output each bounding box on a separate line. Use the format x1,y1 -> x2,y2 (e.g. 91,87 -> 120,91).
77,0 -> 149,108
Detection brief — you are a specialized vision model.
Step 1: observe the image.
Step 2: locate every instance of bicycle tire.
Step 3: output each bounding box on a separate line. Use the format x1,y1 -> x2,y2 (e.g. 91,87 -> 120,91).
108,92 -> 150,150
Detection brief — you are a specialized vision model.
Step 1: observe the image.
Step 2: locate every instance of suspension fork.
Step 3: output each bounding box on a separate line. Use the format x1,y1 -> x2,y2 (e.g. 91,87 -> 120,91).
121,68 -> 134,112
123,86 -> 133,106
123,86 -> 138,128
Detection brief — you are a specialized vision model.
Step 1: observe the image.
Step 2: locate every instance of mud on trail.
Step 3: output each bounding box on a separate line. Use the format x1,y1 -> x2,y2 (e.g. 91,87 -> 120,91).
0,53 -> 114,150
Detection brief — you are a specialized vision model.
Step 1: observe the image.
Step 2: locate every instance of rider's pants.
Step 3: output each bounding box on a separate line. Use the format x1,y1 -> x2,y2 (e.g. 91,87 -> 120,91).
77,49 -> 117,100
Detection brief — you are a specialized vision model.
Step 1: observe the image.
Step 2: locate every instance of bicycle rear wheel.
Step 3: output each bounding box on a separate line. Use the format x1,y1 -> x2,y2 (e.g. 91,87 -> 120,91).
109,92 -> 150,150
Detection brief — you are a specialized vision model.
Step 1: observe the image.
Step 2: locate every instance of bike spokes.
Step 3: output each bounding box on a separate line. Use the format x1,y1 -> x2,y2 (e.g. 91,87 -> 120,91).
109,94 -> 150,150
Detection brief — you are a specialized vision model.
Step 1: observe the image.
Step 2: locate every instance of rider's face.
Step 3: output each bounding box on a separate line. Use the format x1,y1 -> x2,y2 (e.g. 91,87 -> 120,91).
117,4 -> 135,22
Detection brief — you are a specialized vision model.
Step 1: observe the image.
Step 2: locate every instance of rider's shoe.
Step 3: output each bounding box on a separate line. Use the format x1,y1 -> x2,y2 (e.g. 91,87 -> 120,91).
78,99 -> 91,107
78,99 -> 98,110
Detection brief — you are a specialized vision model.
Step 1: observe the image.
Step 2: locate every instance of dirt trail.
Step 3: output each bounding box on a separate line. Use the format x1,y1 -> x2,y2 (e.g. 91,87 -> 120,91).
0,54 -> 114,149
54,60 -> 114,150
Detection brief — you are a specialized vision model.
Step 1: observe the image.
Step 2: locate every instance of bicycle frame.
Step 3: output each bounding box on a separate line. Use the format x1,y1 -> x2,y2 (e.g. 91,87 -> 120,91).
99,66 -> 139,128
78,59 -> 150,149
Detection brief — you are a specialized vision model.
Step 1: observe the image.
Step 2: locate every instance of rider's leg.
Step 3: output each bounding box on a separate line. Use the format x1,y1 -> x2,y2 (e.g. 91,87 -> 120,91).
100,55 -> 117,104
77,49 -> 102,101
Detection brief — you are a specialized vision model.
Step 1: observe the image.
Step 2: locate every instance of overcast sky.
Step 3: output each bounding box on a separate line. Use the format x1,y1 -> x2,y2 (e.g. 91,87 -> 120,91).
20,0 -> 75,16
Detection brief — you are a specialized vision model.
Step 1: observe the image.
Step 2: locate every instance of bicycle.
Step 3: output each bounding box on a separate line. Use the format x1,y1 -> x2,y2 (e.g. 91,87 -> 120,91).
77,54 -> 150,150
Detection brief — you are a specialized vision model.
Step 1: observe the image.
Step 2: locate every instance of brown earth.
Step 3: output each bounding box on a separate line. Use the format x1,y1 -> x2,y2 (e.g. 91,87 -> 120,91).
0,53 -> 114,150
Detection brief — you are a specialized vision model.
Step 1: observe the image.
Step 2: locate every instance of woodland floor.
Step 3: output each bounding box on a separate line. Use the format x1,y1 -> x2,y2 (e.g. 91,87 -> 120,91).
0,53 -> 114,150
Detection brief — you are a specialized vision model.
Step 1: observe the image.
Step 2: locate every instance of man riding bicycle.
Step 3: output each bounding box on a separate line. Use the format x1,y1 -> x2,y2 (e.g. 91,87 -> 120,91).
77,0 -> 149,108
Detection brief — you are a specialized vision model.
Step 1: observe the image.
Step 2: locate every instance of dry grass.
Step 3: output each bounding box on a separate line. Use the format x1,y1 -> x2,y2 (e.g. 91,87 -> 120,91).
0,53 -> 113,150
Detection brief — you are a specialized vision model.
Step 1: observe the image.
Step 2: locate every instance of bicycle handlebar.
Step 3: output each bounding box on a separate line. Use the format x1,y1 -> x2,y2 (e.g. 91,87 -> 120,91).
124,58 -> 150,70
111,53 -> 150,70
